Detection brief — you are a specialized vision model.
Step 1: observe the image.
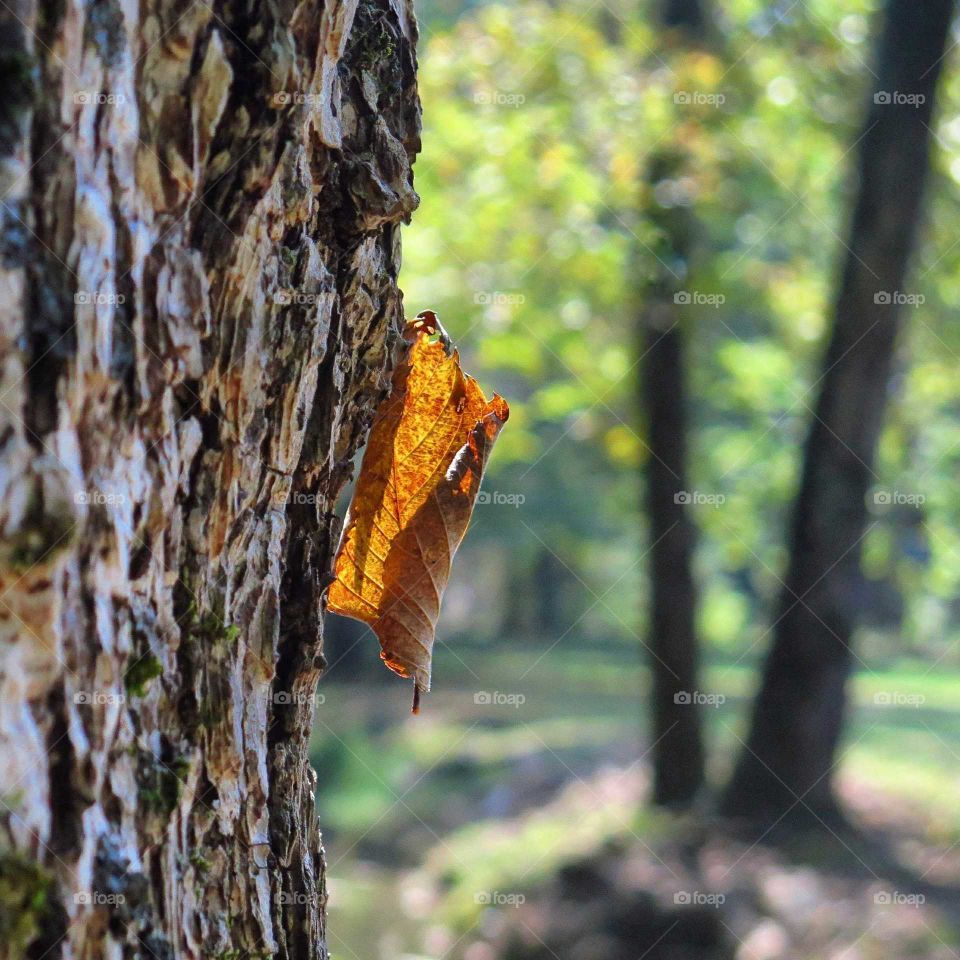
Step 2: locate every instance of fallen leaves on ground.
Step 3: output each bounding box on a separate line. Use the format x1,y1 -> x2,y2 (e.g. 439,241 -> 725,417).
327,312 -> 509,710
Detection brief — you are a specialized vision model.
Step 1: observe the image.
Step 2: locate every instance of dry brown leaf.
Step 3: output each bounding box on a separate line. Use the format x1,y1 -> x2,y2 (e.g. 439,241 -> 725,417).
327,311 -> 509,711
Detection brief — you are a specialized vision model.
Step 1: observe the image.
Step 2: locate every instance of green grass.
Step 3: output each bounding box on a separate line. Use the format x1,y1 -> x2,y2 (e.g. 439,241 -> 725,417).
416,778 -> 665,930
314,647 -> 960,840
318,646 -> 960,959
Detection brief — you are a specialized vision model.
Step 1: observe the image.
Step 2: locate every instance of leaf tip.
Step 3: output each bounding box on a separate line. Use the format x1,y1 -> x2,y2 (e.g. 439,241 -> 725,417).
490,393 -> 510,423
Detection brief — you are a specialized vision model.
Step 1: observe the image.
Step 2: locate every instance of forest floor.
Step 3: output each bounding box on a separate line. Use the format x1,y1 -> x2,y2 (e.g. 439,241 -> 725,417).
313,643 -> 960,960
421,767 -> 960,960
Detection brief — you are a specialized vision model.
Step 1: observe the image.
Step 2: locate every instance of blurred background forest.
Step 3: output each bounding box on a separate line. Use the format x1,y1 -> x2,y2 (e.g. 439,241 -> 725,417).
316,0 -> 960,957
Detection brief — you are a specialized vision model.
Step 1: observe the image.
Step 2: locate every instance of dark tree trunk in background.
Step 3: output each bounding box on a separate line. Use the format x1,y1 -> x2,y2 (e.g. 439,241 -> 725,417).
535,549 -> 570,637
642,308 -> 706,806
324,614 -> 390,683
661,0 -> 711,36
640,0 -> 712,808
501,548 -> 569,641
721,0 -> 953,827
0,0 -> 420,956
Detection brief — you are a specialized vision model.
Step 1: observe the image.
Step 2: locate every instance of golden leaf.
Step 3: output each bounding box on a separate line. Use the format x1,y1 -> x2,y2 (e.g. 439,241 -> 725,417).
327,312 -> 509,711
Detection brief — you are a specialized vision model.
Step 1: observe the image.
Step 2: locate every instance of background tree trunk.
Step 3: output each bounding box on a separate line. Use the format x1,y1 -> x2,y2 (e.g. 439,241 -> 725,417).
721,0 -> 954,828
660,0 -> 710,37
639,0 -> 712,809
0,0 -> 420,956
641,307 -> 705,807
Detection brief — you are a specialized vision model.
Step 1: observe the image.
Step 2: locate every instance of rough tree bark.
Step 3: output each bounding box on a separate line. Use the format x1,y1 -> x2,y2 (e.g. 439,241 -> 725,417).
639,0 -> 711,809
721,0 -> 954,827
0,0 -> 419,956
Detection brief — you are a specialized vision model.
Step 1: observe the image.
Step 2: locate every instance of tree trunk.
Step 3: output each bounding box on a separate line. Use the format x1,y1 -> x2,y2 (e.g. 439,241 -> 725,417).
642,310 -> 706,806
0,0 -> 420,956
639,0 -> 712,809
721,0 -> 953,827
660,0 -> 711,36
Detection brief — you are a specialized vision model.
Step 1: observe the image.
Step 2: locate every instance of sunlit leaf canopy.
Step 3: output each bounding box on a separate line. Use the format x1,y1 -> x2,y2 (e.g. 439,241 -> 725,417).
403,0 -> 960,658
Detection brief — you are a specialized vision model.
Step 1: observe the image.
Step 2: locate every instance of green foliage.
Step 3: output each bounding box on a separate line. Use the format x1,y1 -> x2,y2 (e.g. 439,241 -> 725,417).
325,3 -> 960,955
403,0 -> 960,662
321,651 -> 960,956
